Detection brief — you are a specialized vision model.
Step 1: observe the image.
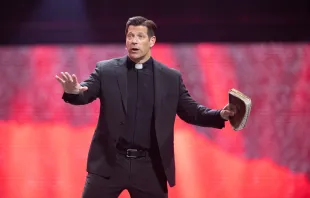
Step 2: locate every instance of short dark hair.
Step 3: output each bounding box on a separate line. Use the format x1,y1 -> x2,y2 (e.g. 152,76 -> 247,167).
125,16 -> 157,37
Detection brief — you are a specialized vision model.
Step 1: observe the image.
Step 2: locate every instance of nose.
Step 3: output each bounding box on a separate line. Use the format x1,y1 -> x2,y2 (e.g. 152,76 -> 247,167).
132,36 -> 138,43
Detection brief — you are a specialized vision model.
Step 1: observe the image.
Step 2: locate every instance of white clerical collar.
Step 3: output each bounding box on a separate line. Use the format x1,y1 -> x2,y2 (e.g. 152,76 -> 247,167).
135,63 -> 143,70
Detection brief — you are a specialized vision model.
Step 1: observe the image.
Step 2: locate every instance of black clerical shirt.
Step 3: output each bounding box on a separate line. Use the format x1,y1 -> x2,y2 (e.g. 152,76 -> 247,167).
117,56 -> 155,150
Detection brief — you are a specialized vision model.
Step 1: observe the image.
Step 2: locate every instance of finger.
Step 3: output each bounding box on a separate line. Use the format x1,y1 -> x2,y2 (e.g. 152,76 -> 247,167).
226,104 -> 236,113
55,75 -> 65,84
61,72 -> 69,82
65,72 -> 73,83
222,104 -> 229,110
224,110 -> 235,116
230,104 -> 236,111
228,110 -> 235,116
72,74 -> 78,84
231,105 -> 237,113
80,86 -> 88,92
220,110 -> 229,120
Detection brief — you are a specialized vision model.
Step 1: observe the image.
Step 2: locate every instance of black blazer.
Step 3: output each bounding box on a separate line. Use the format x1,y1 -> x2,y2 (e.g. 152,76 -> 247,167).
62,56 -> 226,187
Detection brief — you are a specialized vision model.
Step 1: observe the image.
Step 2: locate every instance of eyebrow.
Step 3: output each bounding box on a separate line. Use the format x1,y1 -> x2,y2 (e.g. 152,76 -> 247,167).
127,32 -> 147,35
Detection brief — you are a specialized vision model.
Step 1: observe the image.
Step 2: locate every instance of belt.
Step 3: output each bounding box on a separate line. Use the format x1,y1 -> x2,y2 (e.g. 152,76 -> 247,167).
117,148 -> 148,158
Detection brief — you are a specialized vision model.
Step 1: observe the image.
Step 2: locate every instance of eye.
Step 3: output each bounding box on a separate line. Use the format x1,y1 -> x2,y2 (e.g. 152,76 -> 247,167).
138,34 -> 145,39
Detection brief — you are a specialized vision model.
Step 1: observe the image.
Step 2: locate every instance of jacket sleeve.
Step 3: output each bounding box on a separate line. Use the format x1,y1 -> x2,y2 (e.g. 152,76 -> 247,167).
62,63 -> 101,105
176,74 -> 226,129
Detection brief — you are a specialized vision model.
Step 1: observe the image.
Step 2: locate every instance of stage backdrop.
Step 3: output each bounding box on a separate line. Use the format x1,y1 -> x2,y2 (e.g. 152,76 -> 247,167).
0,43 -> 310,198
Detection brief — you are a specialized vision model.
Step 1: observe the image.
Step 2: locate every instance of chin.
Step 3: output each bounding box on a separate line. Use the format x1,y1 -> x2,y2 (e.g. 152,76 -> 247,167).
129,54 -> 142,61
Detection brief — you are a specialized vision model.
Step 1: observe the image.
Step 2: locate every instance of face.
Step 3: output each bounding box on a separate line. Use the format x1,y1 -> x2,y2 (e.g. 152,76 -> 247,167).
126,25 -> 156,63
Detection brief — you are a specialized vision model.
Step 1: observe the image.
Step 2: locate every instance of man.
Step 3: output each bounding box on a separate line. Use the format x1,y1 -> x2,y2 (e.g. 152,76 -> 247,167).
55,16 -> 235,198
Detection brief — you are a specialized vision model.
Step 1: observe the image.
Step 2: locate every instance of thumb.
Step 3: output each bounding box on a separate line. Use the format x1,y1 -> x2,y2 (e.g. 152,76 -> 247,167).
227,110 -> 235,116
79,86 -> 88,92
222,110 -> 234,116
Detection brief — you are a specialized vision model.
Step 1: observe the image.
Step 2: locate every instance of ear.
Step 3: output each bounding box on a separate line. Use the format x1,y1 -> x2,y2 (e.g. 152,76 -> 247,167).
149,36 -> 156,48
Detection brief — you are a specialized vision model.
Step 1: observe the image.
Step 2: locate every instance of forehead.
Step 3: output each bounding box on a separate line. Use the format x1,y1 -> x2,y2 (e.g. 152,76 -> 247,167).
127,25 -> 148,34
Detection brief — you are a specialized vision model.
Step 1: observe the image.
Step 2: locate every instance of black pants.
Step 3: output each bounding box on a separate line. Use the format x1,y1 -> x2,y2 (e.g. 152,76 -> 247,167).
82,153 -> 168,198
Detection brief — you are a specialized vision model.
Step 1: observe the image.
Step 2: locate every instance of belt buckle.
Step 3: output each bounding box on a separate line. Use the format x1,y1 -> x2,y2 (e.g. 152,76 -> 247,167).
126,149 -> 138,158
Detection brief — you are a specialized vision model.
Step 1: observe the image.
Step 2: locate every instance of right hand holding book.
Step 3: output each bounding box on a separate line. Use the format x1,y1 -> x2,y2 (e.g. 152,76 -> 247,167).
228,88 -> 252,131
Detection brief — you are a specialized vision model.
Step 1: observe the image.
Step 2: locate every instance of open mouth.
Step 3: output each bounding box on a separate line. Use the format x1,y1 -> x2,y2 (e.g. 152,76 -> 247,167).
131,48 -> 139,52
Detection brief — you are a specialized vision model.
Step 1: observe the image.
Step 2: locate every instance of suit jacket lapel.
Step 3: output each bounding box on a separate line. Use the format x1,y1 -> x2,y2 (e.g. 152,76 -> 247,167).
154,59 -> 165,122
115,56 -> 128,114
154,59 -> 173,149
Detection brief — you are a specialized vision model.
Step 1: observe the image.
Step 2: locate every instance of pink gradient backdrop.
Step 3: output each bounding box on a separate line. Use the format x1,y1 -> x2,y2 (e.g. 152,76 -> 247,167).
0,43 -> 310,198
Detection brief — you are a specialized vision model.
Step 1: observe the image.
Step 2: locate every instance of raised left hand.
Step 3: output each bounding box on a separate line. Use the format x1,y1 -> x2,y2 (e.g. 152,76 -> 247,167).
220,103 -> 236,120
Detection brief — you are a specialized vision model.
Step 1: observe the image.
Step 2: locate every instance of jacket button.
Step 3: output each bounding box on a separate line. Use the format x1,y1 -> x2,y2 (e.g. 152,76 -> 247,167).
120,121 -> 125,125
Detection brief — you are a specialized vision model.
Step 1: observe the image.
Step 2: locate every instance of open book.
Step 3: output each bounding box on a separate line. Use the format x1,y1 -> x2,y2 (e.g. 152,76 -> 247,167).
228,88 -> 252,131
